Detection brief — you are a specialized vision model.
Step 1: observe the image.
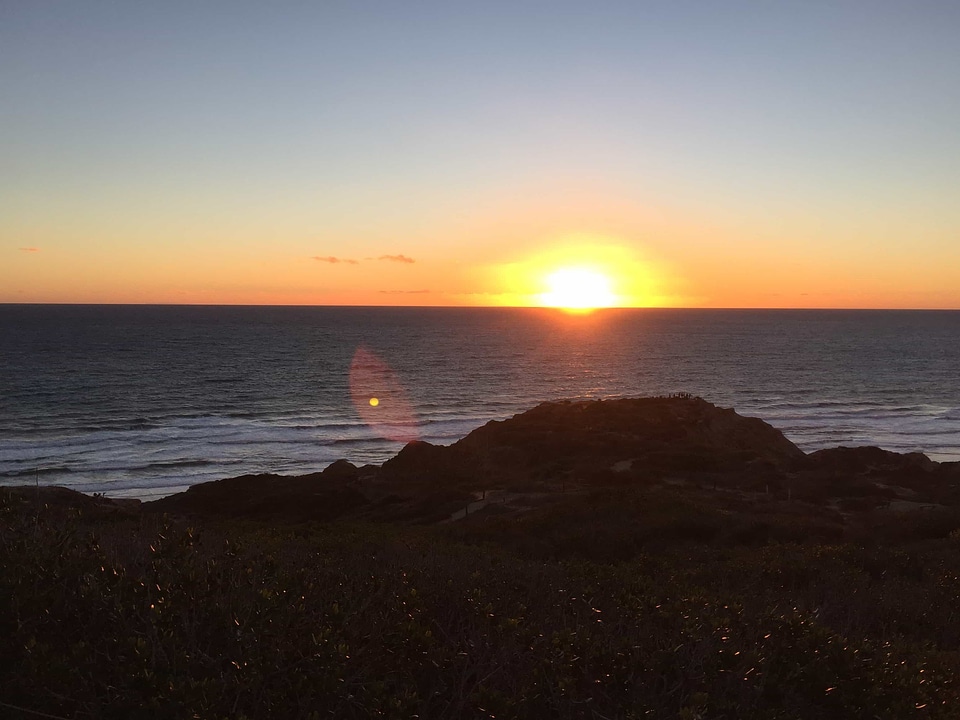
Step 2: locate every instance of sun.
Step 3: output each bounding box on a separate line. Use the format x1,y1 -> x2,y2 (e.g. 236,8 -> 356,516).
538,267 -> 616,311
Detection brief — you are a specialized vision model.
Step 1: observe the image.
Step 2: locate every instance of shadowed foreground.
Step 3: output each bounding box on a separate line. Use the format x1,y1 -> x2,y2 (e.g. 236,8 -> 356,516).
4,397 -> 960,718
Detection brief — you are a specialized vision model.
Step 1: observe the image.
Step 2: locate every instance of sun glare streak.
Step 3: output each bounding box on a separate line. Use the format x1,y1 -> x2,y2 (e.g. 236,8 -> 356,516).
538,267 -> 616,311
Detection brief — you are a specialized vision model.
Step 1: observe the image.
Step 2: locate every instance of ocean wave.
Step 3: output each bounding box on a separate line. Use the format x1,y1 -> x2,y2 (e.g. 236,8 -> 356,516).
4,306 -> 959,499
75,420 -> 163,432
2,466 -> 73,478
130,459 -> 226,471
757,403 -> 936,417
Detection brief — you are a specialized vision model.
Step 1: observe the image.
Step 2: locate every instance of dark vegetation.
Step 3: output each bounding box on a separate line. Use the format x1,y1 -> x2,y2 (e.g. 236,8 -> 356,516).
4,397 -> 960,718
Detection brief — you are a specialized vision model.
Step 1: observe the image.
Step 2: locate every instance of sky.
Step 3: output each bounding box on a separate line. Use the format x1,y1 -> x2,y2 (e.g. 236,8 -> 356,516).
3,1 -> 959,308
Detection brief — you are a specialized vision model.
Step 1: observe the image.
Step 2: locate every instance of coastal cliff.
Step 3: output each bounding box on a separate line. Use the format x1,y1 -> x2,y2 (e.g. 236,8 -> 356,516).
8,396 -> 960,541
138,396 -> 960,530
6,396 -> 960,718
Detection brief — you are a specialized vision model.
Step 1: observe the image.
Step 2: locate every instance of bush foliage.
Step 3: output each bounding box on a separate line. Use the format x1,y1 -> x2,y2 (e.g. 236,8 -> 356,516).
2,490 -> 960,718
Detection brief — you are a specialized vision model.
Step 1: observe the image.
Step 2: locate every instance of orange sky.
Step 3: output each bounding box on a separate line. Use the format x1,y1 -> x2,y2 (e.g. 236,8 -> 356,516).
7,182 -> 959,309
4,4 -> 960,309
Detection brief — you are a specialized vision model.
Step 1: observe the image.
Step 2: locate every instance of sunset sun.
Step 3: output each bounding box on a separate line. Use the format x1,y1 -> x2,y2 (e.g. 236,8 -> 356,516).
538,267 -> 617,311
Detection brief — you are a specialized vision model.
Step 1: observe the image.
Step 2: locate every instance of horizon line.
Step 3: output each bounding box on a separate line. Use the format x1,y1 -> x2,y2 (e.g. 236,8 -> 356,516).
2,302 -> 959,312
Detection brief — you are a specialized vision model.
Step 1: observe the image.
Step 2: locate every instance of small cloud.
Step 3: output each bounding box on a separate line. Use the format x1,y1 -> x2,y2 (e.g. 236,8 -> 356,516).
378,289 -> 431,295
312,256 -> 358,265
378,254 -> 415,264
19,247 -> 40,253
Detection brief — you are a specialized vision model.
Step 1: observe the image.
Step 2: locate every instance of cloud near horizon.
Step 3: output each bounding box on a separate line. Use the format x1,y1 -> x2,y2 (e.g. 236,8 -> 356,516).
312,254 -> 414,265
18,247 -> 40,253
378,289 -> 430,294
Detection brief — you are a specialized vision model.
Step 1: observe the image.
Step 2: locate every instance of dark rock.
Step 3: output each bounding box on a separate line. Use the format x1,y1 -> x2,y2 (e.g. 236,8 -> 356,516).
805,446 -> 960,502
382,396 -> 805,490
809,446 -> 936,474
146,471 -> 368,521
136,396 -> 960,525
381,440 -> 479,486
0,485 -> 141,518
321,459 -> 360,481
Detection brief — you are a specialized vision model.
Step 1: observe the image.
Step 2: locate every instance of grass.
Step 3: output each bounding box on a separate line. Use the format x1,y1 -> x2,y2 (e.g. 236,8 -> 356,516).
3,488 -> 960,718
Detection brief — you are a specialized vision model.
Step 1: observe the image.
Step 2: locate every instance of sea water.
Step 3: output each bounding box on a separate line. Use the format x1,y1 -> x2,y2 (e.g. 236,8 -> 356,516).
2,306 -> 958,499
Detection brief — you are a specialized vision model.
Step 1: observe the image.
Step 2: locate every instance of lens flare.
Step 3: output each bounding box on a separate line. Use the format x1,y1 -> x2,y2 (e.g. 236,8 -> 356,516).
349,346 -> 418,443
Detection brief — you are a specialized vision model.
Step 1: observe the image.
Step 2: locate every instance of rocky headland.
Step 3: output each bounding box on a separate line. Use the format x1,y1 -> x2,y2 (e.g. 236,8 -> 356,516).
14,395 -> 958,544
7,396 -> 960,718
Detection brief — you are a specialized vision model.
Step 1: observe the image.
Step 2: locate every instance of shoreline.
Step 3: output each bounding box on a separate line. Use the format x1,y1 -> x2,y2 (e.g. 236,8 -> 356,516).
8,396 -> 960,521
5,397 -> 960,502
6,396 -> 960,716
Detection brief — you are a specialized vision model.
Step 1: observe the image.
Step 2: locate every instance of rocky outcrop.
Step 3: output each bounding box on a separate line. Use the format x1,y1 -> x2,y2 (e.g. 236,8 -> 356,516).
804,446 -> 960,502
0,485 -> 140,519
381,396 -> 806,490
130,396 -> 960,522
146,461 -> 368,521
809,446 -> 936,474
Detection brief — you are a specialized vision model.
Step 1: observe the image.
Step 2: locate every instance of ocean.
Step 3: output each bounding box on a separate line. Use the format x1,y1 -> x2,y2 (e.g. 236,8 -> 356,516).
2,305 -> 959,499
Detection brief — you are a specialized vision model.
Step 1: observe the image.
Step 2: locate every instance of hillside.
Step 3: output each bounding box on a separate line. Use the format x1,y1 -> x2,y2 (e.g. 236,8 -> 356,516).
140,396 -> 960,541
5,397 -> 960,718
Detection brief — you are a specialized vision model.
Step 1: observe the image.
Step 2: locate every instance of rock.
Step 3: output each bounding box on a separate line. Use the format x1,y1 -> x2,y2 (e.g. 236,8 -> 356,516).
321,459 -> 360,482
381,440 -> 479,486
806,446 -> 960,502
0,485 -> 141,518
146,470 -> 367,521
809,446 -> 935,474
138,396 -> 960,524
381,396 -> 806,490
